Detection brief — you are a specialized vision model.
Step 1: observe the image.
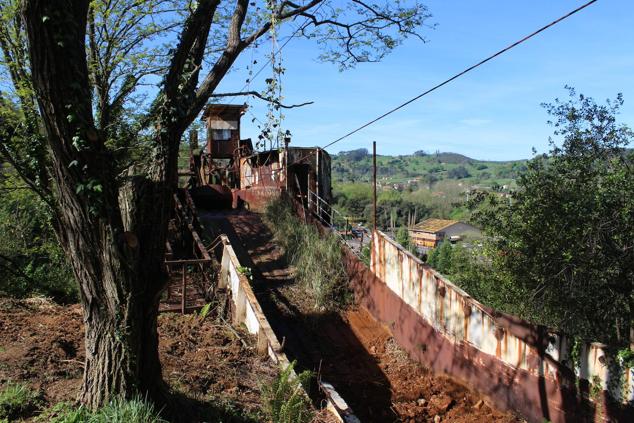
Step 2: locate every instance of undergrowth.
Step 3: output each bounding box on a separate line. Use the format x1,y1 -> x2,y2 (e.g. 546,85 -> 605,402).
0,382 -> 40,420
264,198 -> 350,310
262,361 -> 313,423
37,396 -> 166,423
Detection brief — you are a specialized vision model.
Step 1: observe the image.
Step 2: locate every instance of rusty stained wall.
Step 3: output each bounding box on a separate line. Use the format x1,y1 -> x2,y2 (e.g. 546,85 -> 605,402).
366,230 -> 634,423
236,148 -> 331,210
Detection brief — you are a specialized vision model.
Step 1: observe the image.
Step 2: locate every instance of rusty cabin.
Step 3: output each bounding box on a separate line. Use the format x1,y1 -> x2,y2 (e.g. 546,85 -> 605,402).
190,104 -> 332,212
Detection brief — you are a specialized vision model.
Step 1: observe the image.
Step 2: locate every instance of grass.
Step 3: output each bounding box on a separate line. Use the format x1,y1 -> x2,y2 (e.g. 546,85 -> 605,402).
262,361 -> 313,423
37,397 -> 166,423
0,382 -> 40,420
264,198 -> 350,310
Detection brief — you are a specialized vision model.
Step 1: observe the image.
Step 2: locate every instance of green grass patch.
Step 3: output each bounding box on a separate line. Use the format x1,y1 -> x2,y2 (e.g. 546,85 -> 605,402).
264,198 -> 350,310
38,397 -> 166,423
0,382 -> 40,420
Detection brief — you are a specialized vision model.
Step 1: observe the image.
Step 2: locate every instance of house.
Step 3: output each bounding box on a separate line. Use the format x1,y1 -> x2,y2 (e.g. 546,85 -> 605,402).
408,218 -> 481,249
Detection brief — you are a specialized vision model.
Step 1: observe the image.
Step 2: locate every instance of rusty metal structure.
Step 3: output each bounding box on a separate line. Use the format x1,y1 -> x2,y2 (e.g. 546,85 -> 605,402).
161,189 -> 216,314
188,104 -> 332,212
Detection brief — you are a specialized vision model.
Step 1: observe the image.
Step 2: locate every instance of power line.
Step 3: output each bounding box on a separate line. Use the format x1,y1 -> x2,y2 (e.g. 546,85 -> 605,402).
321,0 -> 598,150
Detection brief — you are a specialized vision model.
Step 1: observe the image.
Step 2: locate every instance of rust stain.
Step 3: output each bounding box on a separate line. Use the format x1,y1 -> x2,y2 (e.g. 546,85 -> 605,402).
437,282 -> 446,330
463,300 -> 470,343
408,257 -> 413,291
346,231 -> 628,423
418,271 -> 423,310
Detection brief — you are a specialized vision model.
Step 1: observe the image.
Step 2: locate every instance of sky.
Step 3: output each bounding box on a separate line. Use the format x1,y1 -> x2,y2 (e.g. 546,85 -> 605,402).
214,0 -> 634,161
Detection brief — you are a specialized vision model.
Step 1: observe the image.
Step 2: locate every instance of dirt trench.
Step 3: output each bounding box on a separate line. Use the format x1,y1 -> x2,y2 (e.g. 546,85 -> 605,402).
201,210 -> 522,423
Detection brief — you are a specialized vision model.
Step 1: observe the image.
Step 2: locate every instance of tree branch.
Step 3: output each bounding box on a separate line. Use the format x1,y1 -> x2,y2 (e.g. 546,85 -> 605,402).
210,91 -> 313,109
164,0 -> 220,101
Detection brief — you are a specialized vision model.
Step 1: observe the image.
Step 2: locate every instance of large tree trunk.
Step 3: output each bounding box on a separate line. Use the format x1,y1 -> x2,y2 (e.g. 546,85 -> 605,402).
22,0 -> 179,409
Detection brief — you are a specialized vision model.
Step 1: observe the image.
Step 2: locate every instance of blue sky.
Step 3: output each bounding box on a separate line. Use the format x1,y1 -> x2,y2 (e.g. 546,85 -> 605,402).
215,0 -> 634,161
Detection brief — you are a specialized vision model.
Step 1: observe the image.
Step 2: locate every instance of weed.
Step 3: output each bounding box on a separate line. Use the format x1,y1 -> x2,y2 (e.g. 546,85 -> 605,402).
91,396 -> 166,422
237,266 -> 253,281
262,361 -> 313,423
264,198 -> 350,310
37,397 -> 165,423
36,402 -> 89,423
590,375 -> 603,400
0,382 -> 40,420
198,303 -> 212,320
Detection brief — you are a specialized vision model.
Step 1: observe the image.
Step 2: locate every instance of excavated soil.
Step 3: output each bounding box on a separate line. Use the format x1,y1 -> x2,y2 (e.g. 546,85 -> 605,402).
204,210 -> 524,423
0,297 -> 280,422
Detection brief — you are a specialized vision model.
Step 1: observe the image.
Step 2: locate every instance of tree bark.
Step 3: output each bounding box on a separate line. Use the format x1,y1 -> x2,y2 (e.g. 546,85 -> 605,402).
22,0 -> 170,409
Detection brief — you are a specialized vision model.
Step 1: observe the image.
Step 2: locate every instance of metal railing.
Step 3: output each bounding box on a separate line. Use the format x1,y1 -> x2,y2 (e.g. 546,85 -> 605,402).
163,189 -> 215,314
306,189 -> 369,258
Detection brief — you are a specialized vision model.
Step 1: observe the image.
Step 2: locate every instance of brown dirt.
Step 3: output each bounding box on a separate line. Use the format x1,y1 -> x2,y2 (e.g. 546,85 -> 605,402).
0,298 -> 84,407
207,210 -> 524,423
0,297 -> 280,422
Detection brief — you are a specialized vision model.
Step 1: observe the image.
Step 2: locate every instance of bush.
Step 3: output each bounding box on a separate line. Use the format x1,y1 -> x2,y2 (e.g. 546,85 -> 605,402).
262,361 -> 313,423
447,166 -> 471,179
264,198 -> 350,310
0,382 -> 40,420
0,173 -> 76,302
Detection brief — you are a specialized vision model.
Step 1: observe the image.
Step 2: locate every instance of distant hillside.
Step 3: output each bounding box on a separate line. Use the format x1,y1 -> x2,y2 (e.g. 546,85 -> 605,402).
332,148 -> 526,189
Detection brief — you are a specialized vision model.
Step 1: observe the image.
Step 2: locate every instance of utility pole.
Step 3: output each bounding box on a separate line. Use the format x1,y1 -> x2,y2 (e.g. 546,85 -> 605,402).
372,141 -> 377,234
370,141 -> 377,271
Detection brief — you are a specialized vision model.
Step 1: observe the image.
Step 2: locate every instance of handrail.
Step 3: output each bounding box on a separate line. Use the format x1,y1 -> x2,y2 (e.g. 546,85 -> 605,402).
306,189 -> 368,258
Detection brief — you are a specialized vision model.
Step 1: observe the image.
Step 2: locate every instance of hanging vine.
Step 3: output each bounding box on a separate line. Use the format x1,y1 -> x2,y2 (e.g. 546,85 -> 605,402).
257,0 -> 288,151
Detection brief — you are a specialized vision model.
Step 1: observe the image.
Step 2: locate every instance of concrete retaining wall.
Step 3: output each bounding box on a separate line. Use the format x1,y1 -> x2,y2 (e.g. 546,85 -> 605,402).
217,235 -> 359,423
341,230 -> 633,423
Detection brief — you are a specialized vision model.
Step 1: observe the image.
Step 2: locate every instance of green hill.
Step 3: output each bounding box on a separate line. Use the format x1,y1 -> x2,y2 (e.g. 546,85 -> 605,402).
331,149 -> 527,226
332,148 -> 526,190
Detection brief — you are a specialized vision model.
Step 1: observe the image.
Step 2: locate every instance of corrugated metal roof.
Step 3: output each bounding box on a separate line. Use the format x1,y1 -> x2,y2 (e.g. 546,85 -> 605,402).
411,218 -> 458,233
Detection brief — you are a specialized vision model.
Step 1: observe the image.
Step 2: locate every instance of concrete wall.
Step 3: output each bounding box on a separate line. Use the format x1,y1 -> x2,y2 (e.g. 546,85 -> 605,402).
341,230 -> 633,423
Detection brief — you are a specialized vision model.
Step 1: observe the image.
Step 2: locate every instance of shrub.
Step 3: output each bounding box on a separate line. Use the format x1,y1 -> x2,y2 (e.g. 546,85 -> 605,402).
262,361 -> 313,423
0,173 -> 76,302
264,198 -> 350,310
0,382 -> 40,420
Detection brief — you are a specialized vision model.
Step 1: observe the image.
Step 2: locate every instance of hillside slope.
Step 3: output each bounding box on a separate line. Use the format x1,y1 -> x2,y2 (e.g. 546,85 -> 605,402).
332,149 -> 526,189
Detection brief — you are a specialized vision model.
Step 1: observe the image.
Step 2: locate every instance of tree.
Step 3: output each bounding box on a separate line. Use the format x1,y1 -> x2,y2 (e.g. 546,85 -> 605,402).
340,148 -> 368,162
0,0 -> 433,409
395,226 -> 411,250
427,240 -> 452,274
447,165 -> 470,179
470,88 -> 634,344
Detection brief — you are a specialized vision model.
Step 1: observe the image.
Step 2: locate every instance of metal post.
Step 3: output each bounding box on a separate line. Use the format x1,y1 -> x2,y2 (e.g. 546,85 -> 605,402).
372,141 -> 377,233
371,141 -> 377,271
